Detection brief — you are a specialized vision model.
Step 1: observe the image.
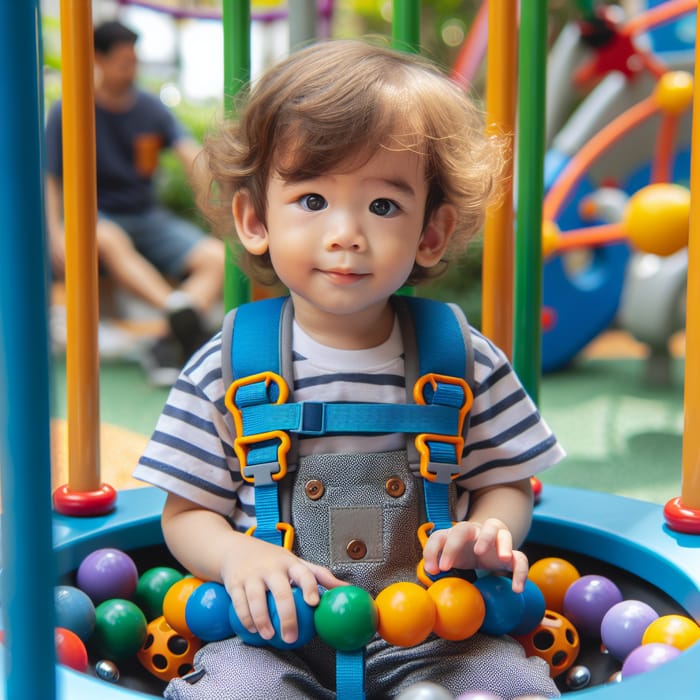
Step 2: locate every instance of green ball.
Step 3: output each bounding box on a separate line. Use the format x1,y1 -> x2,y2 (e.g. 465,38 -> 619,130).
134,566 -> 183,621
92,599 -> 147,661
313,586 -> 377,651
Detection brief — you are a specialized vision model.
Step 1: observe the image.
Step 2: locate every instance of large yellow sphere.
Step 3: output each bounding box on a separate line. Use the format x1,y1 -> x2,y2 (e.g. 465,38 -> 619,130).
622,183 -> 690,256
654,71 -> 694,115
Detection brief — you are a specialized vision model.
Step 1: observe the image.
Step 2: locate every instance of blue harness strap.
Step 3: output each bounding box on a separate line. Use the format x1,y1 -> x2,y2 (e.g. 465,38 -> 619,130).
401,297 -> 472,566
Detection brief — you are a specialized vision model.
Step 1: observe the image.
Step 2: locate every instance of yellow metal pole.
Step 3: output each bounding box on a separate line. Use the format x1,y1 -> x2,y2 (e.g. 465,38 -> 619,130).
53,0 -> 115,514
481,0 -> 517,358
664,9 -> 700,532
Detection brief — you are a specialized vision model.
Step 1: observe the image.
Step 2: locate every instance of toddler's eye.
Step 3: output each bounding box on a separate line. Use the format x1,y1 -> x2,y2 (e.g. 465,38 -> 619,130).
369,199 -> 399,217
298,194 -> 327,211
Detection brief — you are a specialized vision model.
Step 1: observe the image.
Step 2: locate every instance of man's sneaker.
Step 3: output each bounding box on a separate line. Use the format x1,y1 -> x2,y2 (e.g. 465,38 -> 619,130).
167,304 -> 210,361
141,336 -> 183,387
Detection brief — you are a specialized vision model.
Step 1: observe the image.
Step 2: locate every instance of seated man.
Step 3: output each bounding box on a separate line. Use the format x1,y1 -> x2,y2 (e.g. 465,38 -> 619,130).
45,19 -> 225,386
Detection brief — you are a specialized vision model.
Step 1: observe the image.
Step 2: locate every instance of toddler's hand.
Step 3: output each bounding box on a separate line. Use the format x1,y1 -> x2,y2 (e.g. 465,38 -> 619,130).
221,536 -> 346,645
422,519 -> 529,592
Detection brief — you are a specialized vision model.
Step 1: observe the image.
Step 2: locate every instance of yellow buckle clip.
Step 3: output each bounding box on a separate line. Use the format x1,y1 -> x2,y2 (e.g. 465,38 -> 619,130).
246,522 -> 295,551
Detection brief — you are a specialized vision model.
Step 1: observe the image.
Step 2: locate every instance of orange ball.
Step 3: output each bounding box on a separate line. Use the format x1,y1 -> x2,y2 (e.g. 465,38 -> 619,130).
162,576 -> 204,638
541,220 -> 560,258
527,557 -> 580,613
427,577 -> 485,641
642,614 -> 700,651
375,582 -> 436,647
623,183 -> 690,256
516,610 -> 580,678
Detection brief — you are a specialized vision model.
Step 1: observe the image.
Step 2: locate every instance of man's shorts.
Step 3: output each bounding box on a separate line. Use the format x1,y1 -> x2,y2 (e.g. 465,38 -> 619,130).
100,206 -> 207,278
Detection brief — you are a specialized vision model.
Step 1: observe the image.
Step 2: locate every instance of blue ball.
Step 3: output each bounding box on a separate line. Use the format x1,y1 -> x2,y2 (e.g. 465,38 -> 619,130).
510,579 -> 546,636
54,585 -> 96,642
185,582 -> 234,641
268,587 -> 316,650
228,602 -> 267,647
474,575 -> 525,636
228,587 -> 316,649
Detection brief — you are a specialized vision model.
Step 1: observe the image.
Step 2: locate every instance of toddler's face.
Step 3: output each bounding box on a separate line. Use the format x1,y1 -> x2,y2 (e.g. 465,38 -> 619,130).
261,148 -> 439,335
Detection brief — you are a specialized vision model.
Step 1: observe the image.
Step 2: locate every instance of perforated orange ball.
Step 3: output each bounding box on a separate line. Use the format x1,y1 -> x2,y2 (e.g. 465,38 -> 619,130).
528,557 -> 580,613
515,610 -> 580,678
162,576 -> 204,638
642,614 -> 700,651
427,577 -> 485,641
375,582 -> 436,647
137,616 -> 201,682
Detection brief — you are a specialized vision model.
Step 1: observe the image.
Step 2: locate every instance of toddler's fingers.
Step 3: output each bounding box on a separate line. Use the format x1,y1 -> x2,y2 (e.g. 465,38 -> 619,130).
495,527 -> 515,562
245,578 -> 274,639
510,550 -> 529,593
229,584 -> 254,633
266,574 -> 297,644
306,561 -> 348,593
421,527 -> 450,574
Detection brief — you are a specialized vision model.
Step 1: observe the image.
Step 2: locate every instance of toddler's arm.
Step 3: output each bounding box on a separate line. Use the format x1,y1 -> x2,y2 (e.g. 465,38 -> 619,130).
161,493 -> 346,644
421,478 -> 533,591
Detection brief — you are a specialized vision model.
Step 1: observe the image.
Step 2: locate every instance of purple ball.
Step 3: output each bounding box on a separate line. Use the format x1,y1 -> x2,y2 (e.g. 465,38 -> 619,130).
621,642 -> 681,677
563,574 -> 623,637
601,599 -> 659,661
76,548 -> 138,605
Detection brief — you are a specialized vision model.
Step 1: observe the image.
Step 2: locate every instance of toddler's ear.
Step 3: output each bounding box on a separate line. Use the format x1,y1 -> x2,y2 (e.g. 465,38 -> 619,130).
415,203 -> 457,268
232,190 -> 269,255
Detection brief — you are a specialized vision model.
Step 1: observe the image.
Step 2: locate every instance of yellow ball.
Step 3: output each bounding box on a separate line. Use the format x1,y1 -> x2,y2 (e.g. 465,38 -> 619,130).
642,614 -> 700,651
622,183 -> 690,256
654,71 -> 694,115
542,220 -> 561,258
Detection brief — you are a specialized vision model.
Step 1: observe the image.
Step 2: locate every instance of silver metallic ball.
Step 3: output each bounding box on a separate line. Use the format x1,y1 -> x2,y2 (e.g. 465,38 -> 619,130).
95,659 -> 120,683
565,664 -> 591,691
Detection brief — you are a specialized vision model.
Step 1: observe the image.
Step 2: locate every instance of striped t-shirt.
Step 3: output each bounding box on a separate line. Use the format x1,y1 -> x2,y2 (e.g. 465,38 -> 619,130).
133,313 -> 564,531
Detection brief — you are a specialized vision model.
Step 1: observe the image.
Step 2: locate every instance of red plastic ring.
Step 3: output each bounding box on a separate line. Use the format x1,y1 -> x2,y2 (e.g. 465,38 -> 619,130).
663,496 -> 700,535
53,483 -> 118,517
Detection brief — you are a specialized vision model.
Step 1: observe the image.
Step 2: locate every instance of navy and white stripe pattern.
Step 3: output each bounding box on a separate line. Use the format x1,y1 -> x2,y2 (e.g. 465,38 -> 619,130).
133,316 -> 564,528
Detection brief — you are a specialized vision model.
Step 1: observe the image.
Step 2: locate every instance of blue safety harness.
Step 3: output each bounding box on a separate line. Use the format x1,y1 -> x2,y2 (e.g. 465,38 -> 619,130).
222,294 -> 475,699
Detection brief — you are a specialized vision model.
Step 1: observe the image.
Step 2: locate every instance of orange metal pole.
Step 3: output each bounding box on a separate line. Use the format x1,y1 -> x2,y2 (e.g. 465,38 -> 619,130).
482,0 -> 517,358
664,11 -> 700,533
59,0 -> 101,493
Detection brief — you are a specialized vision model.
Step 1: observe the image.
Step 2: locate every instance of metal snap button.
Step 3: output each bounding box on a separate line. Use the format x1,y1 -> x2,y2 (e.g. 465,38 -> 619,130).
304,479 -> 324,500
346,539 -> 367,560
385,477 -> 406,498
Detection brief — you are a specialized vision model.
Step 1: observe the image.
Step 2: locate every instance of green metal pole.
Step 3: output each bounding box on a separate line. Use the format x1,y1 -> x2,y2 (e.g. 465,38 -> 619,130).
392,0 -> 420,53
513,0 -> 547,402
222,0 -> 251,310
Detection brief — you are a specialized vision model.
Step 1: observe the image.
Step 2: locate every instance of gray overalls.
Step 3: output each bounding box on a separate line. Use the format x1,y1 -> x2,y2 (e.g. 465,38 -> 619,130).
164,298 -> 558,700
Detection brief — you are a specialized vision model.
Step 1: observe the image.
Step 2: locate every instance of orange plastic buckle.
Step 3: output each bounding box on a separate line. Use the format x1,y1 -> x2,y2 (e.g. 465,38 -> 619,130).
414,433 -> 463,482
234,430 -> 290,483
246,522 -> 295,551
225,371 -> 289,439
415,521 -> 457,587
413,373 -> 473,437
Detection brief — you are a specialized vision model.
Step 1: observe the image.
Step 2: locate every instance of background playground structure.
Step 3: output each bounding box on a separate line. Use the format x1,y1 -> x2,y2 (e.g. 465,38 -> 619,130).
2,1 -> 700,699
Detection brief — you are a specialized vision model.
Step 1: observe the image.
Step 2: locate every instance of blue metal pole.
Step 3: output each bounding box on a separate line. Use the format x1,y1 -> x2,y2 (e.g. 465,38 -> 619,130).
0,2 -> 58,699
